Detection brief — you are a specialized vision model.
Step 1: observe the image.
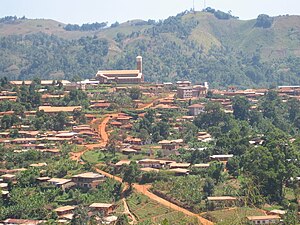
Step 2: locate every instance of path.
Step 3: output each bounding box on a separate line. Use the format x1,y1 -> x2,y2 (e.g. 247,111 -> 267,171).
138,93 -> 175,110
95,168 -> 213,225
122,198 -> 137,224
133,184 -> 214,225
70,114 -> 117,161
70,93 -> 213,224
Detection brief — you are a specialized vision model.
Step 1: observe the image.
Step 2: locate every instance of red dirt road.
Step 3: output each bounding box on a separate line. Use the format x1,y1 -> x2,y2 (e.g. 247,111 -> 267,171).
70,114 -> 117,161
95,168 -> 213,225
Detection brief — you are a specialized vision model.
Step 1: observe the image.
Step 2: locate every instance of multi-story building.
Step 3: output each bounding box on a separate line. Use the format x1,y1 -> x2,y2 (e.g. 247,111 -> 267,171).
177,86 -> 193,99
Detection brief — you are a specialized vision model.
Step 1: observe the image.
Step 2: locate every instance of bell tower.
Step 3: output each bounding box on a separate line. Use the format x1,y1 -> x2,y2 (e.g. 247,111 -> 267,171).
136,56 -> 142,73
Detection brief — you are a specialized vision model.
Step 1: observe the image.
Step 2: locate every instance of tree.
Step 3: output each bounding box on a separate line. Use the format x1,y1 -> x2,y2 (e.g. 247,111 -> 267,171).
203,177 -> 215,197
53,111 -> 68,131
71,206 -> 90,225
283,210 -> 298,225
129,87 -> 142,100
116,214 -> 128,225
255,14 -> 273,28
122,162 -> 140,188
242,138 -> 300,202
208,162 -> 224,184
226,157 -> 240,177
232,96 -> 250,120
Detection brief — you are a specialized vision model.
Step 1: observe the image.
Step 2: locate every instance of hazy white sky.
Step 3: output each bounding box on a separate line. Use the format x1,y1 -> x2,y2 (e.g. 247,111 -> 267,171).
1,0 -> 300,24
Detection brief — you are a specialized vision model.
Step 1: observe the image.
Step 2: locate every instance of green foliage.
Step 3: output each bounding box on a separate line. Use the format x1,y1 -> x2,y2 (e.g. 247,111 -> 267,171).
232,96 -> 250,120
64,22 -> 107,31
129,87 -> 142,100
0,14 -> 300,87
122,161 -> 140,186
208,162 -> 224,184
255,14 -> 274,28
33,110 -> 69,131
203,177 -> 215,197
152,175 -> 203,210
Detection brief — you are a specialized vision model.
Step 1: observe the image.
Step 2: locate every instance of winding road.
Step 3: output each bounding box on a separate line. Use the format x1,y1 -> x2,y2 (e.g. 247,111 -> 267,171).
70,94 -> 214,225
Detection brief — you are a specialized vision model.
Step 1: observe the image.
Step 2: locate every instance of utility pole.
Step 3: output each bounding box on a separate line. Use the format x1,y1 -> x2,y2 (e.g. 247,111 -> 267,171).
204,0 -> 207,9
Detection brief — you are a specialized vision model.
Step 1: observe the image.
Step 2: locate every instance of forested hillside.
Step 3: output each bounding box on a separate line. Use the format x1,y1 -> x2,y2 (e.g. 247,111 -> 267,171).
0,10 -> 300,87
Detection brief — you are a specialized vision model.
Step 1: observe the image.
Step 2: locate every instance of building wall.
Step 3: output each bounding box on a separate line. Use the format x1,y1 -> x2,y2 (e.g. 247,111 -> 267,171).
177,88 -> 193,99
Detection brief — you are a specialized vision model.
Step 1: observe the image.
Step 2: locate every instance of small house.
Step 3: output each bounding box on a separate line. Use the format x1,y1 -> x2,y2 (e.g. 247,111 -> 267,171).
89,203 -> 115,216
72,172 -> 105,188
246,215 -> 281,224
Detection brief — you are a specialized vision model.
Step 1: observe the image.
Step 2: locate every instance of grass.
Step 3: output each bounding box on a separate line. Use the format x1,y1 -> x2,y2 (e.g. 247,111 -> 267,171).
203,207 -> 266,225
127,192 -> 199,225
81,150 -> 122,164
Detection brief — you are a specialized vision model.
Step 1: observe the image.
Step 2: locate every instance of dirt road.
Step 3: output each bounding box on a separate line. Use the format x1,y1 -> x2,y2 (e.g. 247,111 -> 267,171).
138,93 -> 175,110
70,114 -> 117,161
95,168 -> 213,225
133,184 -> 214,225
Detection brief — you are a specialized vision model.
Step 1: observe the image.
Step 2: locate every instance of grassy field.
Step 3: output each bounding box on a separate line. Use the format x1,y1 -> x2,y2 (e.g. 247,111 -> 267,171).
127,192 -> 199,225
202,207 -> 266,225
82,150 -> 147,164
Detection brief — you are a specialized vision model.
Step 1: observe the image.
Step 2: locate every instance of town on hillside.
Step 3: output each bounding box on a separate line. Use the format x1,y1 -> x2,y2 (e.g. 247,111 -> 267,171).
0,56 -> 299,225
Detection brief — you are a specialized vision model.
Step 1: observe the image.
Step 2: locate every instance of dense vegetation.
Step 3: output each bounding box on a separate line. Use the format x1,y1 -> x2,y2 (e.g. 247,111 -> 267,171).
0,10 -> 300,87
64,22 -> 108,31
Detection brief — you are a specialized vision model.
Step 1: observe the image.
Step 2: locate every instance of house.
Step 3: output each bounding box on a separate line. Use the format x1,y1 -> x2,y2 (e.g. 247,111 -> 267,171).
72,172 -> 105,188
10,80 -> 71,86
115,160 -> 131,167
89,203 -> 115,216
177,86 -> 193,99
90,102 -> 111,109
1,218 -> 45,225
198,132 -> 212,142
124,137 -> 142,145
47,178 -> 74,191
0,182 -> 8,191
1,174 -> 16,183
246,215 -> 281,224
38,106 -> 82,113
169,168 -> 189,175
30,162 -> 47,168
138,159 -> 166,169
102,216 -> 118,225
116,116 -> 132,124
210,154 -> 233,162
0,96 -> 18,102
96,56 -> 144,84
193,163 -> 210,169
188,104 -> 205,116
169,162 -> 190,169
193,84 -> 208,97
176,81 -> 191,87
36,177 -> 51,183
268,209 -> 286,217
207,196 -> 237,207
158,139 -> 183,151
54,205 -> 76,218
121,148 -> 138,155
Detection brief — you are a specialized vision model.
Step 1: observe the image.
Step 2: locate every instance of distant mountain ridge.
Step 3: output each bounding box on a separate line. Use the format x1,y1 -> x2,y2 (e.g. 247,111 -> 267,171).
0,10 -> 300,87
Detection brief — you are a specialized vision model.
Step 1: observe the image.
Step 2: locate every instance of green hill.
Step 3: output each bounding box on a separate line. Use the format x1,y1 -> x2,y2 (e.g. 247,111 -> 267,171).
0,11 -> 300,87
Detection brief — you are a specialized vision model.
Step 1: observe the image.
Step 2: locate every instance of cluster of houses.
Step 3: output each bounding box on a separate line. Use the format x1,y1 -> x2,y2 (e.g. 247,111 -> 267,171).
1,202 -> 117,225
0,60 -> 299,224
0,123 -> 99,147
1,170 -> 121,224
114,153 -> 234,175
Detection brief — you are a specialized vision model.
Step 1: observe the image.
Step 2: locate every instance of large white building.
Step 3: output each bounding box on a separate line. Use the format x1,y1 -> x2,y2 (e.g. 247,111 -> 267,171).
96,56 -> 144,84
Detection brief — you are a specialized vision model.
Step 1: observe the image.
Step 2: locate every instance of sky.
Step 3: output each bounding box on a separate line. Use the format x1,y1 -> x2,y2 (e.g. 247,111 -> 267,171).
1,0 -> 300,25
